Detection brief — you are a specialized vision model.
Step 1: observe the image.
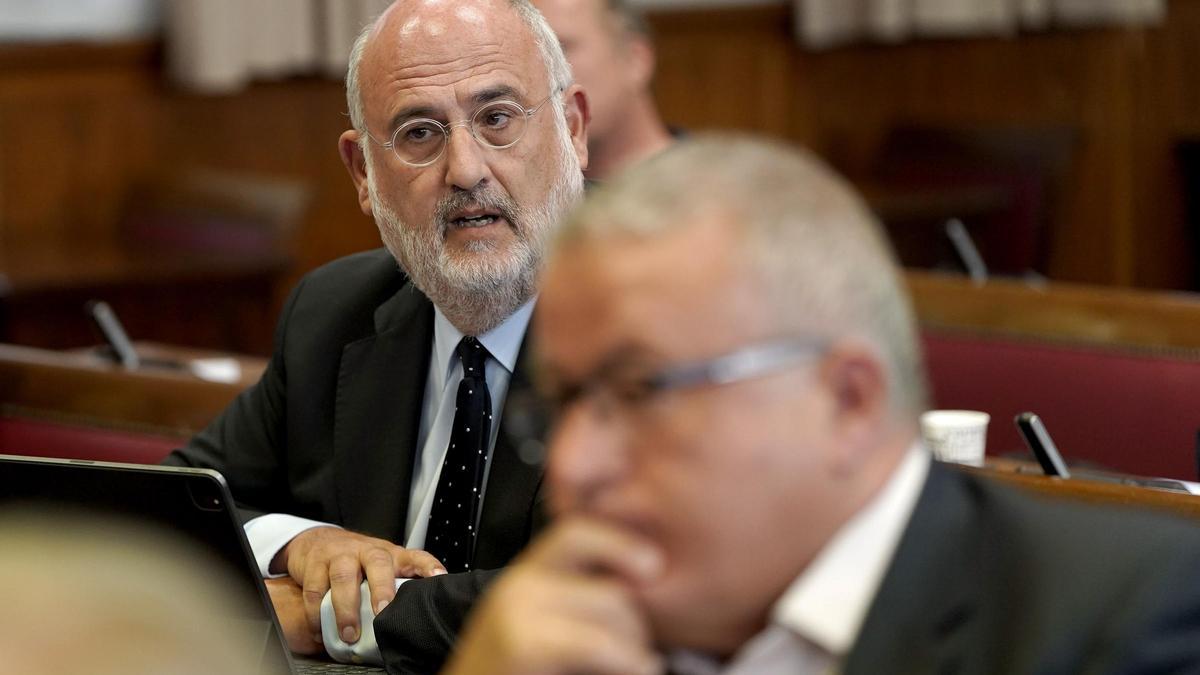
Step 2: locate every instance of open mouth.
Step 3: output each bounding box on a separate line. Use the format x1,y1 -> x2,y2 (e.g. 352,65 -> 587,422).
450,211 -> 503,229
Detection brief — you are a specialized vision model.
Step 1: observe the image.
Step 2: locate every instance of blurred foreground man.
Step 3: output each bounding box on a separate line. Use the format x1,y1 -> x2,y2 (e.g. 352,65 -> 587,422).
533,0 -> 672,179
168,0 -> 588,671
445,136 -> 1200,675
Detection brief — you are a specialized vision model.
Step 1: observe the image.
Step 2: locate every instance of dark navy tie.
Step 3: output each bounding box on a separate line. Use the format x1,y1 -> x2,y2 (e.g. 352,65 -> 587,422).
425,337 -> 492,572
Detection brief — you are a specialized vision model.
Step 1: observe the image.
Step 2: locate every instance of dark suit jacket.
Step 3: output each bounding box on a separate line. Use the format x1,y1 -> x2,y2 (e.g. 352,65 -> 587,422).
845,461 -> 1200,674
165,248 -> 548,672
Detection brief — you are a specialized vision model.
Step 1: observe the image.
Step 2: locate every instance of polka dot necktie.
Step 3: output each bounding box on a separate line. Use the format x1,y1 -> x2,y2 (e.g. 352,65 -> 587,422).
425,336 -> 492,572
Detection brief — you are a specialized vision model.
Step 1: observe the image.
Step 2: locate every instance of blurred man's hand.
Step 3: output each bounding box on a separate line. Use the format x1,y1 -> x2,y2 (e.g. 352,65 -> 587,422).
442,517 -> 664,675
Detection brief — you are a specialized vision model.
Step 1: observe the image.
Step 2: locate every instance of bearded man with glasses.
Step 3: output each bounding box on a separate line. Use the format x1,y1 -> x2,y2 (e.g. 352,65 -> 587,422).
166,1 -> 588,672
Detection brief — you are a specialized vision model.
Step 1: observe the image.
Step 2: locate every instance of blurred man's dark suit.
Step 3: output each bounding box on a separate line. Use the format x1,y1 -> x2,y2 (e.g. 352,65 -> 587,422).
844,461 -> 1200,674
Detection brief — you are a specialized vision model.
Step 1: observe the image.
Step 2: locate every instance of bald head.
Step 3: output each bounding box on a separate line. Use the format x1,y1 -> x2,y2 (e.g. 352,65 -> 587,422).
347,0 -> 572,140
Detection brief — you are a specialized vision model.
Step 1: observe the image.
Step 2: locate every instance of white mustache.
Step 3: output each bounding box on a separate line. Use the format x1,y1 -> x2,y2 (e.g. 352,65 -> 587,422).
435,189 -> 520,237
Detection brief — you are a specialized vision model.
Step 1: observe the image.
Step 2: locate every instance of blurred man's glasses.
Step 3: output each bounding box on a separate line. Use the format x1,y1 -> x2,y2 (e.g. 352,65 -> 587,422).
504,339 -> 829,457
365,91 -> 559,167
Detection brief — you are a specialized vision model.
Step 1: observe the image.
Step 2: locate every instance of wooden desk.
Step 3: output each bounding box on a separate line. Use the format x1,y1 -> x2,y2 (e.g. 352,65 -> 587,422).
0,341 -> 264,438
907,270 -> 1200,352
969,459 -> 1200,520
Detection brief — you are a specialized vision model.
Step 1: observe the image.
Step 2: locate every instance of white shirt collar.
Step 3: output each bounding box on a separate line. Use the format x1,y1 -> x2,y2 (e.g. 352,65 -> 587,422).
772,442 -> 931,657
432,298 -> 535,379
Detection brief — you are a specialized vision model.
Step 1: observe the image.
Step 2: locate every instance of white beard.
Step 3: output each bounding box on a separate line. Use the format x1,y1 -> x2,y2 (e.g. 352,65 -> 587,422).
367,120 -> 584,336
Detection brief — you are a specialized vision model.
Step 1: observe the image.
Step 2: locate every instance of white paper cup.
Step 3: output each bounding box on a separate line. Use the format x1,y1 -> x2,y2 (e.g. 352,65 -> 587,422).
920,410 -> 990,466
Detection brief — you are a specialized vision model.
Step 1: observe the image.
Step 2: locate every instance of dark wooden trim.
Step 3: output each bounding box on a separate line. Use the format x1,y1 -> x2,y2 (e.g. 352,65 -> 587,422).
0,39 -> 160,73
646,3 -> 790,34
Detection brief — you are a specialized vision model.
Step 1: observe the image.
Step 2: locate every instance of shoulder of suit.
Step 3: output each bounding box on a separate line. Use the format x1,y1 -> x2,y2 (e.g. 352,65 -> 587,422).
961,468 -> 1200,557
301,248 -> 410,291
280,248 -> 424,338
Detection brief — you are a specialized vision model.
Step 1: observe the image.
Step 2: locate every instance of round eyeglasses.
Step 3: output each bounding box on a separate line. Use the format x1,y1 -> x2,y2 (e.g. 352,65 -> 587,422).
365,91 -> 559,168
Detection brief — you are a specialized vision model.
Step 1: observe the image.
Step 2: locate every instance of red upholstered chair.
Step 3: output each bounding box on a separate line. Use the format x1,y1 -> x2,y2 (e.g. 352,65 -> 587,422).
922,328 -> 1200,481
0,416 -> 181,466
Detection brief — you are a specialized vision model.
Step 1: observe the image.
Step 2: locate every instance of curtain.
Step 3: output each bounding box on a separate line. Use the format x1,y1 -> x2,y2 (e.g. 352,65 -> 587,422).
165,0 -> 391,93
795,0 -> 1166,49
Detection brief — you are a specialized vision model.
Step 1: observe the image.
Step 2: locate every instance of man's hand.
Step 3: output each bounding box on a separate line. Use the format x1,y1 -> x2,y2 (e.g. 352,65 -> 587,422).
278,527 -> 446,645
265,578 -> 324,655
442,517 -> 665,675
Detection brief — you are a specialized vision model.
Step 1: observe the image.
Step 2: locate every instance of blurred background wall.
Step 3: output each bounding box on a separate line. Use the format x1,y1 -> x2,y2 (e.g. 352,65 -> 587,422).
0,0 -> 1196,355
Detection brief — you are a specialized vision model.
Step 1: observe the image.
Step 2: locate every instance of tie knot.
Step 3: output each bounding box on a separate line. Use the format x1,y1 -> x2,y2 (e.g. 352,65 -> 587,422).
457,337 -> 489,374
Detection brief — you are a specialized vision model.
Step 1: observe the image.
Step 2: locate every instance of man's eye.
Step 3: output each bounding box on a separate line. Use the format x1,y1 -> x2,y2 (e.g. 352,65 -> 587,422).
550,384 -> 584,411
609,378 -> 653,405
480,109 -> 514,129
402,124 -> 440,143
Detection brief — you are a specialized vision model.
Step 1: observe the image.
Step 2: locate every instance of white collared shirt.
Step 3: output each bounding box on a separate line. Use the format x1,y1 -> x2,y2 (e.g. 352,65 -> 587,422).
672,443 -> 931,675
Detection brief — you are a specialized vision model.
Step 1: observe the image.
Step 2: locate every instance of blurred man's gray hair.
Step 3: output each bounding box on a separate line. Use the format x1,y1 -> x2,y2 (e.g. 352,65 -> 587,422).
558,134 -> 929,418
607,0 -> 651,39
345,0 -> 574,153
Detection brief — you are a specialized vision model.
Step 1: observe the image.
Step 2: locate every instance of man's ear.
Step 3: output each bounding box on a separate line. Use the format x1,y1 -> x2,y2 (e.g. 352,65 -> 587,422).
562,84 -> 590,172
818,342 -> 890,476
339,130 -> 373,217
626,35 -> 656,92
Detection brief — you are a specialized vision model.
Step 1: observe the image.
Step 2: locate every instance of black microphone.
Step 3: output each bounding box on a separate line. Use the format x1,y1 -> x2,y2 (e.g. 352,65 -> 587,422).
945,218 -> 988,285
86,300 -> 140,369
1015,412 -> 1070,478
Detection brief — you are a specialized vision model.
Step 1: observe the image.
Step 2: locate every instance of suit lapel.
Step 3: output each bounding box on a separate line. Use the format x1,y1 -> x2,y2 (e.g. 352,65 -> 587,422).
843,463 -> 986,675
474,331 -> 547,568
333,284 -> 434,541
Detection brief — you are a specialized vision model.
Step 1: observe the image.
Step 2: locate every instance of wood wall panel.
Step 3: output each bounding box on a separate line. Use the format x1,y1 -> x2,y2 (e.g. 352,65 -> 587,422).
158,81 -> 381,286
651,7 -> 798,138
0,44 -> 161,251
0,2 -> 1199,351
648,2 -> 1200,287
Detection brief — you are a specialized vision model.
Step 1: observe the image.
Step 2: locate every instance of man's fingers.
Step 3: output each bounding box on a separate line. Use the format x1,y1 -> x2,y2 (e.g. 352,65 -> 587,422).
554,576 -> 654,647
301,562 -> 331,638
394,548 -> 447,578
361,547 -> 400,615
552,626 -> 664,675
509,618 -> 661,675
328,554 -> 364,643
530,518 -> 663,586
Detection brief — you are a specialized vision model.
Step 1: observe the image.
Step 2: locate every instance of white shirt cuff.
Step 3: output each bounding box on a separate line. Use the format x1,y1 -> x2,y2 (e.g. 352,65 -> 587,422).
243,514 -> 341,578
321,578 -> 412,665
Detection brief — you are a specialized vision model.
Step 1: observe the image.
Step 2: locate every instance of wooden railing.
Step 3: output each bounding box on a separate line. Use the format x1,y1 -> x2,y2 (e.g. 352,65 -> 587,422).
907,270 -> 1200,352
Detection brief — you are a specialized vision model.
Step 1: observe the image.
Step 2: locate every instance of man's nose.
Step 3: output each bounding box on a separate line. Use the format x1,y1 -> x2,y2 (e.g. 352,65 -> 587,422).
443,124 -> 490,192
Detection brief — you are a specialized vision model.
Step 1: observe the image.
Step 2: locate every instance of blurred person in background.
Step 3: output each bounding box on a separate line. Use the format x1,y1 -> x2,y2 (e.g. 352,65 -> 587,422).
533,0 -> 673,180
0,513 -> 272,675
443,135 -> 1200,675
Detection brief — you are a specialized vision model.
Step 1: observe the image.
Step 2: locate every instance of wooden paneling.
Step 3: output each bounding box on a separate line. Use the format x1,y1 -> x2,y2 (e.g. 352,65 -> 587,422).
650,7 -> 799,138
0,42 -> 161,250
158,81 -> 381,289
647,1 -> 1200,288
2,3 -> 1200,353
906,269 -> 1200,351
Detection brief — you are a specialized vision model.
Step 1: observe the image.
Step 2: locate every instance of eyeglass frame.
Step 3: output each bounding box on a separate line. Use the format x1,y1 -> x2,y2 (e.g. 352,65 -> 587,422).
361,89 -> 562,168
503,338 -> 830,454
